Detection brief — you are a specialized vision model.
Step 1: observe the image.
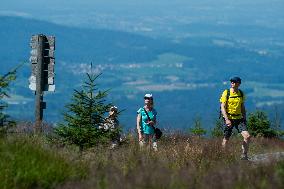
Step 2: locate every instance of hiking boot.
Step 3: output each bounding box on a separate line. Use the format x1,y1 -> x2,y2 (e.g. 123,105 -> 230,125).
240,154 -> 249,160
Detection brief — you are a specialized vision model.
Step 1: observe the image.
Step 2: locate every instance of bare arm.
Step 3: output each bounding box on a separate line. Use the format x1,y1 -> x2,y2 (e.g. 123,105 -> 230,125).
221,102 -> 229,121
136,113 -> 142,140
221,102 -> 231,126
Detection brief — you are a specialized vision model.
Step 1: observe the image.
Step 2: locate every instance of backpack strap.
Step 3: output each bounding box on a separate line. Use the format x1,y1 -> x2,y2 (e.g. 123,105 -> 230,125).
224,89 -> 230,110
143,108 -> 156,130
143,108 -> 151,121
226,89 -> 230,102
227,89 -> 243,99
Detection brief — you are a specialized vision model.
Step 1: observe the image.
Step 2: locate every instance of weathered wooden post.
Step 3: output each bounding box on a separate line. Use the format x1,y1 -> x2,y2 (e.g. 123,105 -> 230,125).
29,34 -> 55,133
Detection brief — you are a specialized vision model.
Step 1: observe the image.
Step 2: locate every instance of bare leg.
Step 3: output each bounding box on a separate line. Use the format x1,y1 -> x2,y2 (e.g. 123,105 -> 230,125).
139,134 -> 145,148
152,137 -> 158,152
241,131 -> 251,157
222,138 -> 229,149
148,137 -> 152,150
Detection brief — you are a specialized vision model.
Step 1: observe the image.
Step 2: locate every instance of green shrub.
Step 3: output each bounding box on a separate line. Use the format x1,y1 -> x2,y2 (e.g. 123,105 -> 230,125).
247,110 -> 278,138
0,136 -> 87,189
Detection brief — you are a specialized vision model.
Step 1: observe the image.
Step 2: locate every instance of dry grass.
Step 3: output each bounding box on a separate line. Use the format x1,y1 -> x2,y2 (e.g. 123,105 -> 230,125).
57,134 -> 284,189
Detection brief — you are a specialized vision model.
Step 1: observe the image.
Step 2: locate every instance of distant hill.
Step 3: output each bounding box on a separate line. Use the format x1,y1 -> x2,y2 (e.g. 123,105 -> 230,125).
1,16 -> 283,82
1,16 -> 284,129
0,16 -> 176,67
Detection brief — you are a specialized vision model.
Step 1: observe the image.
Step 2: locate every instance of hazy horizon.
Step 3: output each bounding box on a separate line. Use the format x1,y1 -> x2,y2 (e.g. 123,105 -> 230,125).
1,0 -> 283,37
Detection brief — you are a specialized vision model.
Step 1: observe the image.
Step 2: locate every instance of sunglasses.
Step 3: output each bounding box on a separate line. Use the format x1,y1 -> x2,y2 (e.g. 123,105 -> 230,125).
144,97 -> 153,100
231,81 -> 240,84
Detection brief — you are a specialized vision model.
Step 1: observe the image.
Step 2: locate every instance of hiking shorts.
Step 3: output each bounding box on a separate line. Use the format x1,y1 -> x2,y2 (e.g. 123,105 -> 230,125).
223,119 -> 247,139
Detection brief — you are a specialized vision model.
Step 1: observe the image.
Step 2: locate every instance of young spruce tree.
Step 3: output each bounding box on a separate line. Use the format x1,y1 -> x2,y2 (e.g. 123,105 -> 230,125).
55,71 -> 112,151
211,118 -> 224,138
0,65 -> 20,133
189,117 -> 207,138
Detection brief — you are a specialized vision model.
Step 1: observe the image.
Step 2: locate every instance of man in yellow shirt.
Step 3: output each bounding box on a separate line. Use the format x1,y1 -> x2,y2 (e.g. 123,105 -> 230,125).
220,76 -> 251,160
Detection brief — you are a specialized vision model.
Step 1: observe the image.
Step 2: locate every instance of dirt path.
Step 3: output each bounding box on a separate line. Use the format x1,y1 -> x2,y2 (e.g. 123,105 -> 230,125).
249,152 -> 284,163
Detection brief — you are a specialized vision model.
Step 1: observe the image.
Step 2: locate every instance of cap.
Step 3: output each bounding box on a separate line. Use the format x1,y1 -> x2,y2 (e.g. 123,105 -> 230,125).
144,93 -> 153,99
110,106 -> 118,112
230,76 -> 241,84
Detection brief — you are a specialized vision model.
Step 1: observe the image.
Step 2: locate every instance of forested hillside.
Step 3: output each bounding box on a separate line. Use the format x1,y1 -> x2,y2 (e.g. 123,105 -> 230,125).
1,16 -> 284,129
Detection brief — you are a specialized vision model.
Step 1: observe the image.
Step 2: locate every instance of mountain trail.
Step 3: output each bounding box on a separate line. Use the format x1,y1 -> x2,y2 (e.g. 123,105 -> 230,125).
249,152 -> 284,163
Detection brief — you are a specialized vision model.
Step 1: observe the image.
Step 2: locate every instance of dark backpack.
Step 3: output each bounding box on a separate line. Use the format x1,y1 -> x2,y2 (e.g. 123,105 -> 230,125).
219,89 -> 243,119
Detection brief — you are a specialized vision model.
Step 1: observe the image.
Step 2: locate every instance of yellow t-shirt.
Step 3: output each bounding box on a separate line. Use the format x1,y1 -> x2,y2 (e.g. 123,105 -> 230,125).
220,89 -> 245,119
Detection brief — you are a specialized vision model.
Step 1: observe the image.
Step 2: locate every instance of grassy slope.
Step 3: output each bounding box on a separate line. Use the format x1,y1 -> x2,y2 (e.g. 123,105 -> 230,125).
2,133 -> 283,189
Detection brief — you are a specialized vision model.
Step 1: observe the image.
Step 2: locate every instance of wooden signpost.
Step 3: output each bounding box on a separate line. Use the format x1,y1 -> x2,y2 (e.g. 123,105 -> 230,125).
29,34 -> 55,133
